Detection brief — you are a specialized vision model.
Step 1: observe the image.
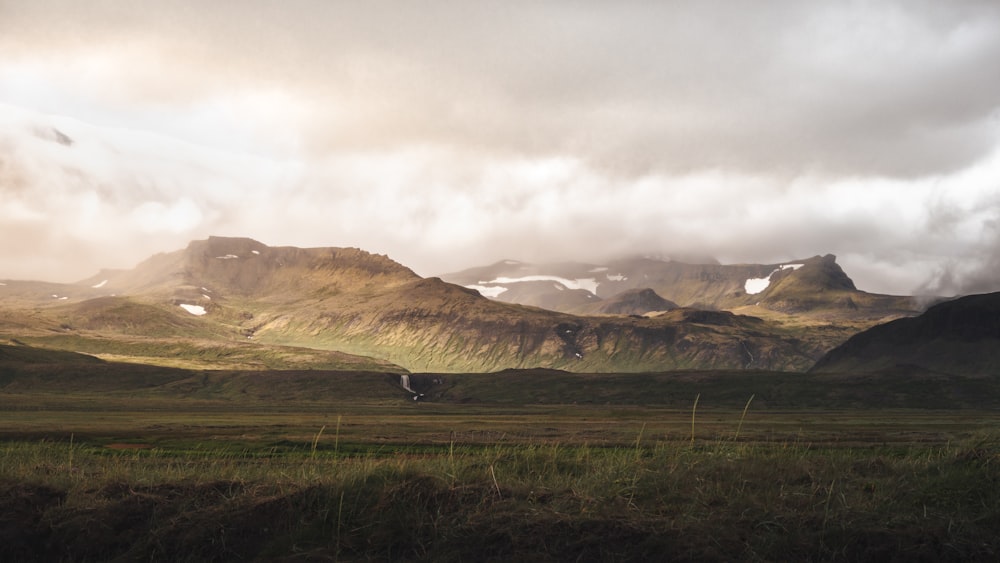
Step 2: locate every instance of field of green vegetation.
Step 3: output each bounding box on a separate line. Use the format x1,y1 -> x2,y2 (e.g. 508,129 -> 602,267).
3,367 -> 1000,562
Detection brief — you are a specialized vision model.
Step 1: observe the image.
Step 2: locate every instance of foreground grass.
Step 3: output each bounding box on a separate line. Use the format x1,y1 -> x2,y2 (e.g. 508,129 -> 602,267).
3,433 -> 999,561
3,370 -> 999,561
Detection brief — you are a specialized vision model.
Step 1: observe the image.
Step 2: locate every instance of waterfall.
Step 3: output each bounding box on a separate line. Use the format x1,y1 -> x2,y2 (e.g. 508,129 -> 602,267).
400,374 -> 423,400
400,374 -> 414,393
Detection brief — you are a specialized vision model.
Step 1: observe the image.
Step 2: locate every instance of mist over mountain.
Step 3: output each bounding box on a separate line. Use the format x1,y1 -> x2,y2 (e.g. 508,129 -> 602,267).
2,99 -> 999,298
443,255 -> 919,322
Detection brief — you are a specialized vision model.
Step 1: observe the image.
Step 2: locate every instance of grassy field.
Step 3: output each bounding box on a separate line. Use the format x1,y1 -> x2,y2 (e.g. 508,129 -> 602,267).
3,375 -> 1000,561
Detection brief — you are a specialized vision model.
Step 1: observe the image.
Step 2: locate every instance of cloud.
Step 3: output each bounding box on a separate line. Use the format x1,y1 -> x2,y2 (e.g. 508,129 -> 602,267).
0,1 -> 999,296
0,103 -> 294,281
4,1 -> 1000,174
916,183 -> 1000,297
2,99 -> 1000,295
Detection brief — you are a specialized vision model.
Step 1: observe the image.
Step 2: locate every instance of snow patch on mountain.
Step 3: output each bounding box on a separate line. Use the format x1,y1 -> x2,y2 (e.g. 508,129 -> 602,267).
589,267 -> 609,272
744,264 -> 805,295
466,284 -> 509,298
179,304 -> 207,316
92,279 -> 108,288
216,254 -> 239,259
606,273 -> 627,281
481,275 -> 600,294
744,276 -> 772,295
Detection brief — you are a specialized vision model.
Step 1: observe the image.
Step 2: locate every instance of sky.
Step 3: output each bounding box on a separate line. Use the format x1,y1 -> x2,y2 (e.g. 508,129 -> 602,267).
1,0 -> 999,296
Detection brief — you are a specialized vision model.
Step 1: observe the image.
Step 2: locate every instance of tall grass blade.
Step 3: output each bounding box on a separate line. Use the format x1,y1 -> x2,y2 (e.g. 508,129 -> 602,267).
489,463 -> 502,499
734,394 -> 755,442
690,393 -> 700,446
634,422 -> 646,460
311,425 -> 326,459
335,414 -> 342,456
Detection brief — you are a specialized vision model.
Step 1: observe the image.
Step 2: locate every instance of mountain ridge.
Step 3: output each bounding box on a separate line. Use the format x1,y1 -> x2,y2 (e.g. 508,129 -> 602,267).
0,236 -> 844,373
441,254 -> 919,322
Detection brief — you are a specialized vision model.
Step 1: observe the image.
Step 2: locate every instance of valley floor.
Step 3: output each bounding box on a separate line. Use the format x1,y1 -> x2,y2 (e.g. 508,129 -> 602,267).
2,395 -> 999,561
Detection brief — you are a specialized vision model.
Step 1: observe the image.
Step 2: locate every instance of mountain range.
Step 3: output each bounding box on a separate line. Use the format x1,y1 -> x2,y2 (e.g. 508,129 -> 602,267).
0,236 -> 971,376
441,254 -> 918,320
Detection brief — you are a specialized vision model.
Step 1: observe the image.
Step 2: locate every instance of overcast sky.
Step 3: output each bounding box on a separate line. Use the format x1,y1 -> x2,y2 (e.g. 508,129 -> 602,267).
1,0 -> 999,296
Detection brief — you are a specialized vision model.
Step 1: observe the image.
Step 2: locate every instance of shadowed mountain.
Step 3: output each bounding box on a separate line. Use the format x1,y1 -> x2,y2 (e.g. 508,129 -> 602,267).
811,292 -> 1000,376
0,342 -> 103,365
0,237 -> 831,373
0,342 -> 410,400
442,255 -> 919,322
